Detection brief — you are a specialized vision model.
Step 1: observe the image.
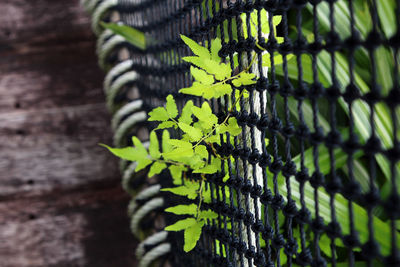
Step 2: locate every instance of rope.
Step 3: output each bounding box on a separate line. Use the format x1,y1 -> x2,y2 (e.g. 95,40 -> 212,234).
139,243 -> 171,267
98,34 -> 126,70
84,2 -> 173,265
96,29 -> 114,56
130,197 -> 164,238
113,111 -> 147,147
81,0 -> 100,14
128,184 -> 162,217
103,59 -> 133,93
91,0 -> 118,35
106,71 -> 139,111
136,231 -> 169,259
111,100 -> 143,131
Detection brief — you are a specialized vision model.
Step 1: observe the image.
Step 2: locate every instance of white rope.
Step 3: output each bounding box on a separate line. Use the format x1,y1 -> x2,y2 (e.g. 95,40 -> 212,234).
98,34 -> 126,69
113,111 -> 147,147
106,71 -> 139,111
130,197 -> 164,238
111,100 -> 143,131
91,0 -> 118,35
103,60 -> 133,93
139,243 -> 171,267
128,184 -> 161,217
96,29 -> 113,56
122,162 -> 138,194
136,231 -> 168,260
82,0 -> 100,13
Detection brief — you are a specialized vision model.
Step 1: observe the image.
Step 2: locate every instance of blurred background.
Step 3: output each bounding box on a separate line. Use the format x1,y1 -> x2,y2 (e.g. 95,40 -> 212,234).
0,0 -> 136,266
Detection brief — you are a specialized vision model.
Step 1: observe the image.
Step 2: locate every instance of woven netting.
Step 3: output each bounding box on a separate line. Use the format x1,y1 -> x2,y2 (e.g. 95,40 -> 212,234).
113,0 -> 400,266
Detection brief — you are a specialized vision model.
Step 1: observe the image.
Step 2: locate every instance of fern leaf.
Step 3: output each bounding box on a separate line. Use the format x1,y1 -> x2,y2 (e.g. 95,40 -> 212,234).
165,218 -> 197,231
181,35 -> 210,59
191,66 -> 214,85
178,122 -> 203,141
165,204 -> 198,215
148,161 -> 167,177
149,131 -> 161,158
166,94 -> 178,118
179,100 -> 194,125
210,38 -> 222,61
184,221 -> 204,252
148,107 -> 169,121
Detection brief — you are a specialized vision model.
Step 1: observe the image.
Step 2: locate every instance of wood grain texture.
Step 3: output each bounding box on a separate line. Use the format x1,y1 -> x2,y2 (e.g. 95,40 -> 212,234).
0,103 -> 118,198
0,184 -> 137,267
0,0 -> 137,266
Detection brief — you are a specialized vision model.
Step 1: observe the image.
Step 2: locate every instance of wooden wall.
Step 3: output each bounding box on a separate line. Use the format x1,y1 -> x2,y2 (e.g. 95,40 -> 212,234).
0,0 -> 137,266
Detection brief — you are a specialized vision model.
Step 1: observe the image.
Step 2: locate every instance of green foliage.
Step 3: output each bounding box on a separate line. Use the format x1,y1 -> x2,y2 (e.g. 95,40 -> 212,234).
102,16 -> 304,254
180,35 -> 257,99
239,9 -> 294,68
184,220 -> 204,252
102,30 -> 262,251
101,22 -> 146,50
103,8 -> 398,261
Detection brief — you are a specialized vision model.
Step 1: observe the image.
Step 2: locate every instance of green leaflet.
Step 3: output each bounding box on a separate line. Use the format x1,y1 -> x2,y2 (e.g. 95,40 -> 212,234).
179,101 -> 194,124
181,35 -> 210,59
210,83 -> 232,99
155,121 -> 176,130
193,157 -> 221,174
165,218 -> 198,231
180,79 -> 232,99
148,107 -> 169,121
195,145 -> 208,160
178,122 -> 203,142
179,81 -> 208,97
136,158 -> 152,172
149,131 -> 161,159
184,220 -> 204,252
165,204 -> 198,215
191,66 -> 215,85
203,59 -> 231,81
218,117 -> 242,136
163,139 -> 194,159
148,162 -> 167,178
161,130 -> 173,153
101,22 -> 146,50
192,102 -> 218,130
166,94 -> 178,118
199,210 -> 218,219
182,56 -> 210,72
100,144 -> 145,161
210,38 -> 222,61
232,72 -> 256,87
169,165 -> 186,185
162,182 -> 200,200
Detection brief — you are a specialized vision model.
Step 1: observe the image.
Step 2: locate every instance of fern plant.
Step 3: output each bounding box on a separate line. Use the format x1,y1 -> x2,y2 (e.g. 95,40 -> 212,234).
102,33 -> 259,251
102,5 -> 398,263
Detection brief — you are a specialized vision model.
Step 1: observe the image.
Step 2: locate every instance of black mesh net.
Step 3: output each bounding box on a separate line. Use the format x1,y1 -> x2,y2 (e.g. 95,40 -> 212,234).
103,0 -> 400,266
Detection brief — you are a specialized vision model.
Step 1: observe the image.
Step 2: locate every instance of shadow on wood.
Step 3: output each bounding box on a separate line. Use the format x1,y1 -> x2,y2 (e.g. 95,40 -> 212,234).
0,0 -> 137,266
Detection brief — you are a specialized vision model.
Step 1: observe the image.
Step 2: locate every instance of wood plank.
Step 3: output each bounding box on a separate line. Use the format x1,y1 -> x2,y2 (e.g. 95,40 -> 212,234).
0,1 -> 139,266
0,103 -> 119,198
0,0 -> 94,50
0,41 -> 105,113
0,184 -> 137,267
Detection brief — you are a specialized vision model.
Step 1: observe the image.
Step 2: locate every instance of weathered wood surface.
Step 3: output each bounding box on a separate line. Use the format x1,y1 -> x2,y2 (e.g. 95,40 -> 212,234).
0,0 -> 137,266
